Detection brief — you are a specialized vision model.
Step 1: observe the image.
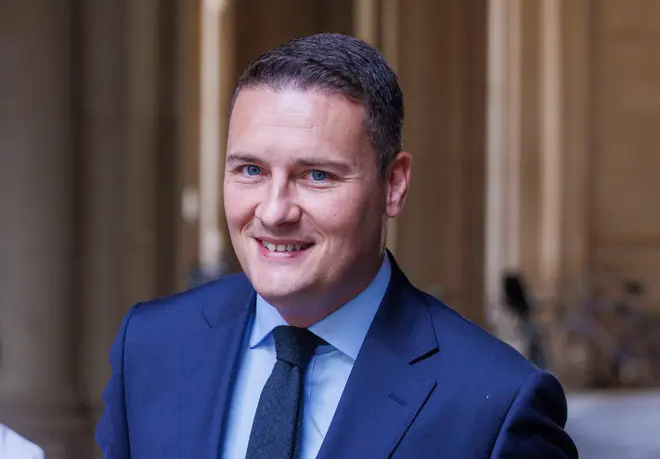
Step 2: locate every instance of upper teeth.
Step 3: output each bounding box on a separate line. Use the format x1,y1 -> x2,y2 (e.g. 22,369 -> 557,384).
262,241 -> 304,252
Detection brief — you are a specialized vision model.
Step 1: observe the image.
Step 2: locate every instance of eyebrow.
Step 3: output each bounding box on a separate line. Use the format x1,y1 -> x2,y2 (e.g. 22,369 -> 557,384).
226,152 -> 352,174
294,157 -> 352,174
226,152 -> 262,165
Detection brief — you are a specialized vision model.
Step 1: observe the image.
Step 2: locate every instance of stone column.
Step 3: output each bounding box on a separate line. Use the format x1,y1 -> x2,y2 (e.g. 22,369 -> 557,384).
122,0 -> 161,305
485,0 -> 543,316
395,0 -> 487,324
77,2 -> 127,457
176,0 -> 203,291
354,0 -> 379,44
198,0 -> 234,279
484,0 -> 592,304
81,3 -> 196,456
537,0 -> 563,300
558,0 -> 591,298
0,1 -> 82,457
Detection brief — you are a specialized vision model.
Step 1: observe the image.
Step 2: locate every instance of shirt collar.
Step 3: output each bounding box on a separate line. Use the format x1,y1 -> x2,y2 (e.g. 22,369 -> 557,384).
249,254 -> 392,361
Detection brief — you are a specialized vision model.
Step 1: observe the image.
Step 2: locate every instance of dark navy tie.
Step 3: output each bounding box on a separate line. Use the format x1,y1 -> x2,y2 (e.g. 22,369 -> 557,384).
246,325 -> 324,459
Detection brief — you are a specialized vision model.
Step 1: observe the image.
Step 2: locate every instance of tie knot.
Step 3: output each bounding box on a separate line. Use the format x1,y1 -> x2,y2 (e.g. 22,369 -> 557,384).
272,326 -> 324,369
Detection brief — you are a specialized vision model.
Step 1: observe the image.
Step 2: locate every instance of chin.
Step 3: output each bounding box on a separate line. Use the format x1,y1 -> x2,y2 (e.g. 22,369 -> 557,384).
248,268 -> 313,300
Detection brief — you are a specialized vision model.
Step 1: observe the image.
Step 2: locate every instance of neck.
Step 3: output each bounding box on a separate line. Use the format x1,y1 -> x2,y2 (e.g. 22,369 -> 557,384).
269,253 -> 385,328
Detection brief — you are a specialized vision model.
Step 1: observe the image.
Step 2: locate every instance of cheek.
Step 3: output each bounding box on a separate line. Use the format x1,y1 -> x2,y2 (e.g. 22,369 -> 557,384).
224,187 -> 257,227
303,190 -> 380,236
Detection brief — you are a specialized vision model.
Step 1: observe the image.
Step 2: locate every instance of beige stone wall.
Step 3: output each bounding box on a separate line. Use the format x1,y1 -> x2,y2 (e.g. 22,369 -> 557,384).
488,0 -> 660,309
1,1 -> 194,457
395,0 -> 487,323
590,0 -> 660,304
3,0 -> 660,456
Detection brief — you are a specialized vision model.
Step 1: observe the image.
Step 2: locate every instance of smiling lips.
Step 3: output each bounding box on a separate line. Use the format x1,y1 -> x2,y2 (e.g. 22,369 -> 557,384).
258,239 -> 313,253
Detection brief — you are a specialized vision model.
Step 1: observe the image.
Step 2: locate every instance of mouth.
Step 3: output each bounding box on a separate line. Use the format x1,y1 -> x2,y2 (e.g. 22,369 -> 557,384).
257,238 -> 314,254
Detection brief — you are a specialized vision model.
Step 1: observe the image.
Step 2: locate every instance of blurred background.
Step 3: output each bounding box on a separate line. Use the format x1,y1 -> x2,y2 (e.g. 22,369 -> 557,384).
1,0 -> 659,458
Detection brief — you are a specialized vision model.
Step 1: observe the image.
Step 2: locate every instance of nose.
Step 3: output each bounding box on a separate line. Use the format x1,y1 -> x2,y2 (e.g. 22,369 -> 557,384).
254,179 -> 301,228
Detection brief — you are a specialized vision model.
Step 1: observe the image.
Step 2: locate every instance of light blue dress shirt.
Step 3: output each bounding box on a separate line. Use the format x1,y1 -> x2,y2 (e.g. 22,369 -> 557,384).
222,255 -> 392,459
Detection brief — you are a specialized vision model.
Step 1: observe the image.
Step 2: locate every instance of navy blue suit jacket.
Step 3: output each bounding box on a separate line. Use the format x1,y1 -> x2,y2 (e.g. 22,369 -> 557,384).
96,258 -> 578,458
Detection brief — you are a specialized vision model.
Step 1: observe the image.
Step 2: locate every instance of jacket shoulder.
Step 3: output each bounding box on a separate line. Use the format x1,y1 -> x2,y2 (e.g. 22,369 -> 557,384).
125,272 -> 252,340
419,288 -> 540,385
134,271 -> 249,314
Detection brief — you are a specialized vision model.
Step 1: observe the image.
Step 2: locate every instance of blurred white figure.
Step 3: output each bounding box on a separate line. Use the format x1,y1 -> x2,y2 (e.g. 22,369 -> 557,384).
0,424 -> 44,459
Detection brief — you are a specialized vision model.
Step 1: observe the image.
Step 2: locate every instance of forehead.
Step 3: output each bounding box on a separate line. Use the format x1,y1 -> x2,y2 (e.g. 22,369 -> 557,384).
227,88 -> 370,160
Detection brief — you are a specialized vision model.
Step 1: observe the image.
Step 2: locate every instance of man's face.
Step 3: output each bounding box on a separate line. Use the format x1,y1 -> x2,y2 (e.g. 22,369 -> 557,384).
224,88 -> 409,323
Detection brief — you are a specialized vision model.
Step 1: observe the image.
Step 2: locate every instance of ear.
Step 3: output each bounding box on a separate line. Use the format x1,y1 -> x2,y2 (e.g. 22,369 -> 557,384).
385,151 -> 412,218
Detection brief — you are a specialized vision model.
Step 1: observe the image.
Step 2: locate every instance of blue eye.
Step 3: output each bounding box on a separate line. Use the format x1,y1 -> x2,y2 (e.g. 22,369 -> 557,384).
310,170 -> 328,182
244,165 -> 261,176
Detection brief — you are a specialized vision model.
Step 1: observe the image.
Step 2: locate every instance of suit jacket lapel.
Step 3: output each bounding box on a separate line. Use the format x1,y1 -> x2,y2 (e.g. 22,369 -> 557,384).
178,275 -> 255,459
317,257 -> 439,459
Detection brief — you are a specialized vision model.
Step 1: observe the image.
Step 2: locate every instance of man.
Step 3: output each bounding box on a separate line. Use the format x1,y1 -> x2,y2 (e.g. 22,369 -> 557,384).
97,33 -> 578,458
